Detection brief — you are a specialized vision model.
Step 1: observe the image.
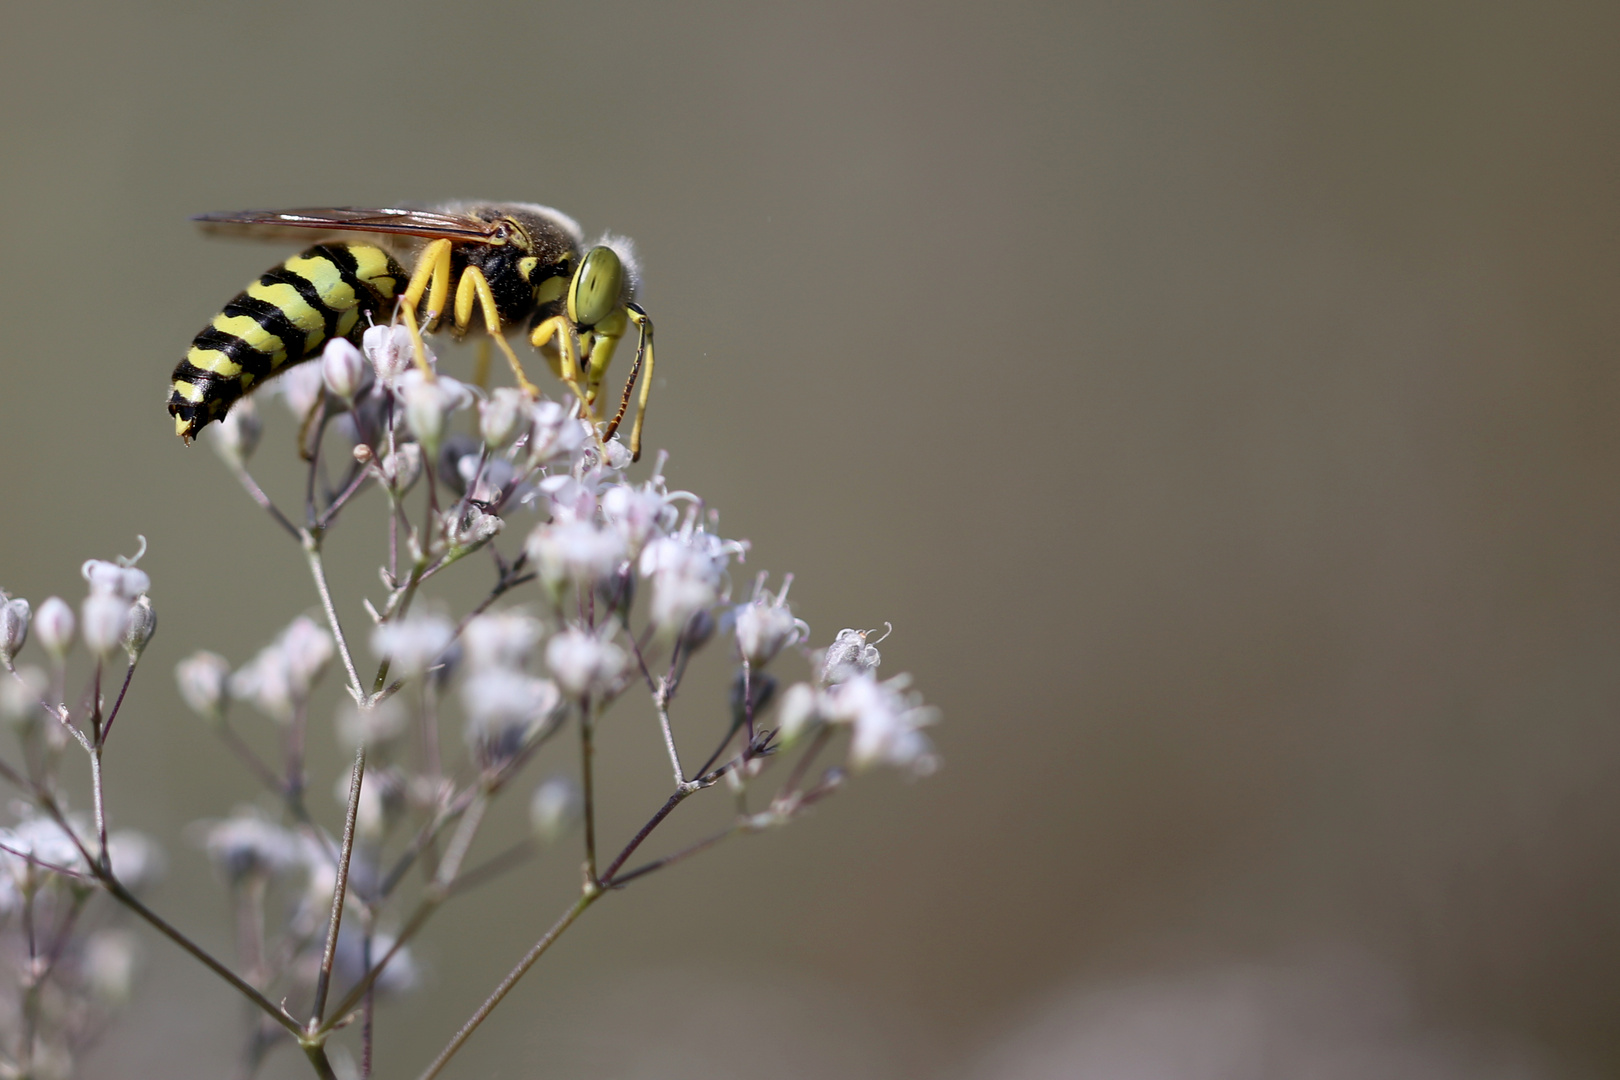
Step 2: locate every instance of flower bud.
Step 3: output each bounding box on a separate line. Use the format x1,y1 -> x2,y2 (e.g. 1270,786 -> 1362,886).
35,596 -> 75,659
0,597 -> 29,665
529,776 -> 581,844
176,651 -> 231,720
401,372 -> 471,455
526,519 -> 627,600
209,397 -> 262,466
819,627 -> 883,685
82,593 -> 132,659
0,665 -> 46,728
121,595 -> 157,661
480,387 -> 530,449
321,337 -> 367,399
461,671 -> 562,768
279,361 -> 325,422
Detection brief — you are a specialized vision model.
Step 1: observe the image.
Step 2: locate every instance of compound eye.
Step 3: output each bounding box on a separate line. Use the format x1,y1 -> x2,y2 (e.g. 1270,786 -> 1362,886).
569,246 -> 623,328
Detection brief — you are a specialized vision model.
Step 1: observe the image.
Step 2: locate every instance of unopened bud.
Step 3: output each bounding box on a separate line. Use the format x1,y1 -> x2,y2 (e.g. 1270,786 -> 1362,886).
209,397 -> 262,467
0,597 -> 29,665
281,362 -> 325,421
379,444 -> 423,491
321,337 -> 366,399
480,387 -> 530,449
35,597 -> 75,660
176,651 -> 231,720
529,775 -> 581,844
82,593 -> 132,659
353,443 -> 373,464
121,595 -> 157,661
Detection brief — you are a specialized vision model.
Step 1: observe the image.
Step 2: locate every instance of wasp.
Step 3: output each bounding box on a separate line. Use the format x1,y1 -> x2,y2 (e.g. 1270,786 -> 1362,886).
168,203 -> 655,458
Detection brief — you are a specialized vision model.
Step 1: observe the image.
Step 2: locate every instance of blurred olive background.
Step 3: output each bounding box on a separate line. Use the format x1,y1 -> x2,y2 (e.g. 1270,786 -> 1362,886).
2,1 -> 1618,1077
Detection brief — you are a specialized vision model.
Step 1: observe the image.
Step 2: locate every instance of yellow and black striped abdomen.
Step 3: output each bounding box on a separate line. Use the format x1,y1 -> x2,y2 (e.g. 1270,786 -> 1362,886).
169,241 -> 406,440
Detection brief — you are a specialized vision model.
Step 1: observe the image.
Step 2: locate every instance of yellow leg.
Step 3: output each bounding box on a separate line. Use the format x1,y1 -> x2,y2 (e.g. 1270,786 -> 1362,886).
398,239 -> 454,377
471,338 -> 491,389
454,266 -> 539,398
530,316 -> 593,415
602,305 -> 654,462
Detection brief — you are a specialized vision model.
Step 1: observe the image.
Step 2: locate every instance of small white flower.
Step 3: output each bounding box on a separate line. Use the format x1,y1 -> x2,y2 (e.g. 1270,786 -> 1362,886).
202,810 -> 302,883
525,398 -> 589,467
638,514 -> 748,633
526,519 -> 627,599
208,396 -> 262,466
371,612 -> 455,680
107,830 -> 165,891
0,596 -> 29,664
529,775 -> 581,844
176,651 -> 231,719
600,459 -> 692,556
81,592 -> 132,659
280,360 -> 326,421
34,597 -> 74,659
480,387 -> 531,449
461,610 -> 543,672
544,627 -> 626,698
1,814 -> 90,882
733,574 -> 807,668
230,616 -> 334,723
321,337 -> 367,399
81,559 -> 150,600
362,322 -> 428,383
819,626 -> 885,685
821,672 -> 940,776
775,682 -> 823,745
461,670 -> 562,767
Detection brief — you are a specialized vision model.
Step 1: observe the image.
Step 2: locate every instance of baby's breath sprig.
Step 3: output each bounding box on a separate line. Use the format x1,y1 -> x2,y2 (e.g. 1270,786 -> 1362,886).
0,323 -> 938,1079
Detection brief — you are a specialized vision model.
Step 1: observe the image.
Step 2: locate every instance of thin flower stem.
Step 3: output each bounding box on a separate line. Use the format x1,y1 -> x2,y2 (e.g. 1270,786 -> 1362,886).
415,894 -> 595,1080
433,791 -> 488,887
579,699 -> 598,885
448,837 -> 536,897
605,823 -> 742,888
304,540 -> 366,704
319,891 -> 438,1033
303,1045 -> 340,1080
101,874 -> 301,1035
90,745 -> 108,869
599,790 -> 688,883
0,841 -> 94,881
229,462 -> 301,542
692,716 -> 744,782
99,659 -> 137,744
310,745 -> 366,1026
317,461 -> 373,530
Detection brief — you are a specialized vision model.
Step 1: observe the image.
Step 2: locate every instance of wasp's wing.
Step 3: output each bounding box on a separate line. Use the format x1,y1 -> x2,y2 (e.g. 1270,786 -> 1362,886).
193,207 -> 502,241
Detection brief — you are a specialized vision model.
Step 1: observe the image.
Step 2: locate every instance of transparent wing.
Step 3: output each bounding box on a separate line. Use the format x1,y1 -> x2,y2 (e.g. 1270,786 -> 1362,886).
192,206 -> 503,241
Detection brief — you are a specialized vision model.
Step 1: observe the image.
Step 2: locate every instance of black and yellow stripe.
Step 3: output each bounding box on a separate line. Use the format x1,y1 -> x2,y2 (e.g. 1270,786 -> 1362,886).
168,242 -> 406,440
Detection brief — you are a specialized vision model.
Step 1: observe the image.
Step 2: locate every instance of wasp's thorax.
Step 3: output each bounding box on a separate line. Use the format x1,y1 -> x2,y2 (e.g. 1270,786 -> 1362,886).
434,202 -> 584,326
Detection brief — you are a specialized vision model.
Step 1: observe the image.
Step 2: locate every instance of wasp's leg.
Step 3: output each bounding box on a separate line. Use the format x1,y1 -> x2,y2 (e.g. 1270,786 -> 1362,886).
622,305 -> 654,462
454,266 -> 539,397
470,339 -> 492,389
397,239 -> 454,376
530,316 -> 593,415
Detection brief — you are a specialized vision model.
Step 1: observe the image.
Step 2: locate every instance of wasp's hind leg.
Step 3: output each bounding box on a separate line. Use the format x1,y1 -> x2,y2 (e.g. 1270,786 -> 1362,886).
600,304 -> 654,462
454,266 -> 539,397
396,238 -> 454,376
